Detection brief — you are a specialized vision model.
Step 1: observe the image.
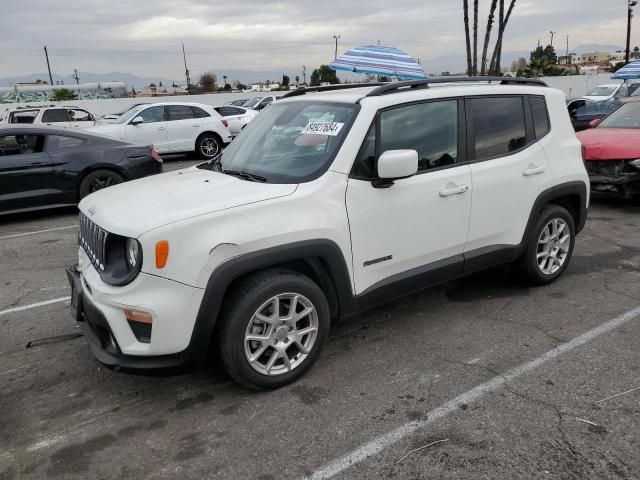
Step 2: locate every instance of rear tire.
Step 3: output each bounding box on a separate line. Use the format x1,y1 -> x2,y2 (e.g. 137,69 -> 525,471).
517,205 -> 575,285
78,169 -> 124,199
196,133 -> 221,160
218,269 -> 330,390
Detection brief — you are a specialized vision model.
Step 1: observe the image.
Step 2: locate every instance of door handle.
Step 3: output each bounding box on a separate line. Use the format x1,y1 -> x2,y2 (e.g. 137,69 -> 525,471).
439,184 -> 469,197
157,127 -> 167,131
522,165 -> 546,176
192,124 -> 201,127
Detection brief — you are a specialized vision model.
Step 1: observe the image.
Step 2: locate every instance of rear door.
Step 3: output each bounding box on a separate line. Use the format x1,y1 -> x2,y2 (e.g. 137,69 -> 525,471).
465,95 -> 555,258
165,104 -> 199,152
124,105 -> 169,152
41,108 -> 71,128
0,133 -> 52,212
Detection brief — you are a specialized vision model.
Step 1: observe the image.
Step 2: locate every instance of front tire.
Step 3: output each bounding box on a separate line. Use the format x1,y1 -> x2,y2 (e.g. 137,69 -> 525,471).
196,133 -> 221,160
78,169 -> 124,199
218,270 -> 330,390
517,205 -> 575,285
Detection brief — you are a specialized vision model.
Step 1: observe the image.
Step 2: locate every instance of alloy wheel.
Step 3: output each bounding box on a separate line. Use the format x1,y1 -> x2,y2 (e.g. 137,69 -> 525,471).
536,218 -> 571,275
244,293 -> 319,376
200,137 -> 219,158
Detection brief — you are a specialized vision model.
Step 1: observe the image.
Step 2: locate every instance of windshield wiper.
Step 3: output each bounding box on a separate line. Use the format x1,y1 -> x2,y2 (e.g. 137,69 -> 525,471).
222,169 -> 268,183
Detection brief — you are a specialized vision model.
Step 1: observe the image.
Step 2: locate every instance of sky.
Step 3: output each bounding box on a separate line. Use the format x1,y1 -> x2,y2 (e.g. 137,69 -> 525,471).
0,0 -> 634,80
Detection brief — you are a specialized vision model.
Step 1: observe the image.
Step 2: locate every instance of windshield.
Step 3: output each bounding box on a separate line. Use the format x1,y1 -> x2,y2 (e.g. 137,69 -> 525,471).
243,98 -> 261,108
113,105 -> 147,124
586,86 -> 617,97
215,101 -> 358,183
599,102 -> 640,128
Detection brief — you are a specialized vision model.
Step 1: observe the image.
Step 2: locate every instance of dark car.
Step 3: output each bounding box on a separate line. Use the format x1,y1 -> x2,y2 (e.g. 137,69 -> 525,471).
0,126 -> 162,215
566,98 -> 617,132
577,100 -> 640,198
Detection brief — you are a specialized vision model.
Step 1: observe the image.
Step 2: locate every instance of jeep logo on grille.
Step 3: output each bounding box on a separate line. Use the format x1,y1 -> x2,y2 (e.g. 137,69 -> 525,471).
88,206 -> 96,216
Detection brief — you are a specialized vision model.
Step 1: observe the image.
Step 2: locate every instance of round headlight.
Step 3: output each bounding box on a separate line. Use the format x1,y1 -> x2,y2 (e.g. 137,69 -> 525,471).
125,238 -> 141,269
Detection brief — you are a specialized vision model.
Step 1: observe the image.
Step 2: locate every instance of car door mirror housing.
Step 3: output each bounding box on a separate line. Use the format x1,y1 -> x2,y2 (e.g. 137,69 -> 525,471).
130,116 -> 144,125
589,118 -> 602,128
377,149 -> 419,180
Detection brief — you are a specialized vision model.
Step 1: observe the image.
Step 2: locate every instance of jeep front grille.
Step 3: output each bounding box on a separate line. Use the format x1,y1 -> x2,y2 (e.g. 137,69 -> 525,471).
79,212 -> 109,271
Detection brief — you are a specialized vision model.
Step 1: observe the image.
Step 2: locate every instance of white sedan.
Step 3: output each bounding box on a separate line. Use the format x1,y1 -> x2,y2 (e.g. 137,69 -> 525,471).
214,106 -> 258,136
86,102 -> 233,159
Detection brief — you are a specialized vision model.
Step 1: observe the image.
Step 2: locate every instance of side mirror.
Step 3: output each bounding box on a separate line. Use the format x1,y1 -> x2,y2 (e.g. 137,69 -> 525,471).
377,149 -> 418,182
130,116 -> 144,125
589,118 -> 602,128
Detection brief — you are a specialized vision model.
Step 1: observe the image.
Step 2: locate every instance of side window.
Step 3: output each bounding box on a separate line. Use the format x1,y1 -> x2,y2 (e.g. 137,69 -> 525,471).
191,106 -> 210,118
47,135 -> 86,151
530,96 -> 550,139
351,124 -> 377,179
380,100 -> 459,171
9,111 -> 37,124
41,109 -> 69,123
469,97 -> 527,160
167,105 -> 195,121
137,106 -> 164,123
0,134 -> 45,156
68,109 -> 94,122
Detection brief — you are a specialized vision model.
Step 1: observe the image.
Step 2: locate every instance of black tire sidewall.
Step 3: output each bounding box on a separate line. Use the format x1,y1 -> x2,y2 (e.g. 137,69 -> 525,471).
219,272 -> 330,390
196,134 -> 221,159
79,170 -> 124,199
523,205 -> 576,285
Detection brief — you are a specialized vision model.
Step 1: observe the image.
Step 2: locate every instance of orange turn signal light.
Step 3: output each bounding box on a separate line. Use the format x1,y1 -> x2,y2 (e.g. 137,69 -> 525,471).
155,240 -> 169,269
124,309 -> 153,324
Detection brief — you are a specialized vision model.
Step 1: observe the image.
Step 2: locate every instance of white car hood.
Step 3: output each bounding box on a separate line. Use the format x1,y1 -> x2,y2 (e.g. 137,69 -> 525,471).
79,166 -> 298,237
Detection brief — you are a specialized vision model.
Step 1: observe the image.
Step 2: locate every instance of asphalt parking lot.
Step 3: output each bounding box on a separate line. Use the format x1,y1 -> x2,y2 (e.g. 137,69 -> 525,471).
1,160 -> 640,479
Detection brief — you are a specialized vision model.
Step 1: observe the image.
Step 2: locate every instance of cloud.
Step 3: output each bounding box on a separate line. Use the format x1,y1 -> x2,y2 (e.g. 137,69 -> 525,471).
0,0 -> 633,78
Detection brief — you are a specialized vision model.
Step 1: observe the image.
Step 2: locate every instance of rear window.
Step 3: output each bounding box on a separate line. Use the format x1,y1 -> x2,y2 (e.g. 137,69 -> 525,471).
530,96 -> 550,138
469,97 -> 527,160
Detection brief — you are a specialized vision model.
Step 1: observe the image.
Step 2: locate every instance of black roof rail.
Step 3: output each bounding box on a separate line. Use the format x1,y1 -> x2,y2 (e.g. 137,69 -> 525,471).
366,76 -> 548,97
282,83 -> 384,98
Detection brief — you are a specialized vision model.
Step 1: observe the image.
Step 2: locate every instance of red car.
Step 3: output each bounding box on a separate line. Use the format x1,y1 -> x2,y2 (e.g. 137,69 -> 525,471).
577,100 -> 640,198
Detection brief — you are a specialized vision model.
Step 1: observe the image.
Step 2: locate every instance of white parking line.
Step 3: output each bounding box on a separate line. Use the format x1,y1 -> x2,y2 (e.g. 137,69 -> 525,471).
0,225 -> 77,241
0,297 -> 70,317
308,305 -> 640,480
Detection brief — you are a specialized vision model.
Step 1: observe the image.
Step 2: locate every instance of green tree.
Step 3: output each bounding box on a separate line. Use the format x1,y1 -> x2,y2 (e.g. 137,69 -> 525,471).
612,62 -> 626,73
51,88 -> 78,101
223,83 -> 232,91
633,46 -> 640,59
310,65 -> 340,86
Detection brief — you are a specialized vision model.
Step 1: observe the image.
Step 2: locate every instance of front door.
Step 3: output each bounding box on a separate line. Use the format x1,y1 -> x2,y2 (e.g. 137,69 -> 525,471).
67,108 -> 97,129
0,133 -> 52,212
124,105 -> 169,152
346,99 -> 472,295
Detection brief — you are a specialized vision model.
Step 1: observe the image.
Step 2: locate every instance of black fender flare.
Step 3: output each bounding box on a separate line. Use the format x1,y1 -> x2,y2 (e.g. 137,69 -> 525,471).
185,239 -> 354,367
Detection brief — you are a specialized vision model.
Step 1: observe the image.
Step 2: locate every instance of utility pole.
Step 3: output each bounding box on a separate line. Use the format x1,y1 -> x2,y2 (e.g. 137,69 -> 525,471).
73,69 -> 80,86
43,46 -> 53,85
566,35 -> 570,65
549,31 -> 556,47
627,1 -> 638,63
182,43 -> 191,94
333,34 -> 341,60
302,65 -> 306,85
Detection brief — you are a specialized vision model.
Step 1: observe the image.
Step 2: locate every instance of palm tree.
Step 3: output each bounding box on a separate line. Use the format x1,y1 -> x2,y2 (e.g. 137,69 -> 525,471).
473,0 -> 479,75
490,0 -> 517,74
463,0 -> 472,75
480,0 -> 498,75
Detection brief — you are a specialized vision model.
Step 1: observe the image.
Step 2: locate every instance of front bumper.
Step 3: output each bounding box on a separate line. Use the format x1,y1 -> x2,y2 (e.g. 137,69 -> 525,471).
66,249 -> 206,374
588,172 -> 640,196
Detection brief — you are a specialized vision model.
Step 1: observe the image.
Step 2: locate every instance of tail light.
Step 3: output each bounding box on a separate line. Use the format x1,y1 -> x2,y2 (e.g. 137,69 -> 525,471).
221,119 -> 229,128
151,148 -> 163,163
581,144 -> 587,162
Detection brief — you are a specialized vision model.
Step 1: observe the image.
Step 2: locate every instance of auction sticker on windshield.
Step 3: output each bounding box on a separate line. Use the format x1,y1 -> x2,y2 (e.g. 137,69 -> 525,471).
302,122 -> 344,136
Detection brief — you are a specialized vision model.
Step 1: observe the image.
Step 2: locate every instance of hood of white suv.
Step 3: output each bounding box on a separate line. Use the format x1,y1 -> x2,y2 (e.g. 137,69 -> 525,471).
79,166 -> 297,237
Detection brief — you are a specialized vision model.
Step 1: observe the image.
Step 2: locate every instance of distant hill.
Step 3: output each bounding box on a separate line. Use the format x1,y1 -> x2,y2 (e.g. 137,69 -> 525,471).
1,45 -> 626,87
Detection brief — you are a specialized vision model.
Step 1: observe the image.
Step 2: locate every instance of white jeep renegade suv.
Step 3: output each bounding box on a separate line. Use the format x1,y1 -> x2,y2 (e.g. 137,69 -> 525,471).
67,78 -> 589,390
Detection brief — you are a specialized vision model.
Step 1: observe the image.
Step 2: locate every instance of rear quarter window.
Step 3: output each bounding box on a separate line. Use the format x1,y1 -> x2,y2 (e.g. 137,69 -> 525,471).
530,96 -> 551,139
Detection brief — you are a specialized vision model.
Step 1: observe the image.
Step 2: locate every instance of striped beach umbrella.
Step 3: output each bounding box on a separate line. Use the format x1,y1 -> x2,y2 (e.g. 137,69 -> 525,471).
330,45 -> 426,80
612,60 -> 640,80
